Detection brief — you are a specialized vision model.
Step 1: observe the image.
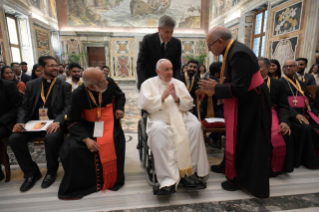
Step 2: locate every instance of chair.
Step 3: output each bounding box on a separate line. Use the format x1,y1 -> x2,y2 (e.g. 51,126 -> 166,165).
307,85 -> 317,100
195,89 -> 226,149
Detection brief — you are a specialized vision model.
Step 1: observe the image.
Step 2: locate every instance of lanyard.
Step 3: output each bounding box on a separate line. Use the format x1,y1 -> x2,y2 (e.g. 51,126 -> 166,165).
71,78 -> 82,90
266,77 -> 271,93
86,89 -> 102,121
220,39 -> 235,85
283,75 -> 304,96
184,73 -> 195,92
297,74 -> 306,83
41,78 -> 57,107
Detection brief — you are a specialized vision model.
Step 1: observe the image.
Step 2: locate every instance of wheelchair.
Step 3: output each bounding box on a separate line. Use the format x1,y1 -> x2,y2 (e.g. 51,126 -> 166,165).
137,110 -> 210,195
137,110 -> 160,195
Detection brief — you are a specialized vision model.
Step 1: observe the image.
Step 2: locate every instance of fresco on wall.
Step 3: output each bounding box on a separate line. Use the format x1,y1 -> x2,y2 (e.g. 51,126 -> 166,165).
271,36 -> 298,67
35,29 -> 50,50
210,0 -> 241,20
273,1 -> 302,37
244,25 -> 252,48
29,0 -> 41,10
245,16 -> 253,23
316,34 -> 319,53
66,39 -> 80,54
229,25 -> 239,41
66,0 -> 201,28
48,0 -> 57,19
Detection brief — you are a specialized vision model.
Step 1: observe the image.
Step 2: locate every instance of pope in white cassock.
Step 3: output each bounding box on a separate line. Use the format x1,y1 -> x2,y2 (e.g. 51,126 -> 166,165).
138,59 -> 209,195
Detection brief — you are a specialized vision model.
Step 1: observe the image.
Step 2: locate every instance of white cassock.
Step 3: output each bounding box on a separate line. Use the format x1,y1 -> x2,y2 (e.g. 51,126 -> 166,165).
66,78 -> 82,91
138,76 -> 209,188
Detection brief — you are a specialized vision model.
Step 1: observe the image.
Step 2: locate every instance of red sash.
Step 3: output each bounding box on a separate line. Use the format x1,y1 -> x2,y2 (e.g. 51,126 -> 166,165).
270,106 -> 286,172
224,71 -> 264,180
288,96 -> 319,125
81,104 -> 117,191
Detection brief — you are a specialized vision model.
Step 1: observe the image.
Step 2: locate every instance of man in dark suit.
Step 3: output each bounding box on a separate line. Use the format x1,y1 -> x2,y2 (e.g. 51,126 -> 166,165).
137,15 -> 181,89
8,56 -> 72,192
296,58 -> 316,86
199,26 -> 271,198
0,78 -> 21,181
179,60 -> 199,116
11,62 -> 30,84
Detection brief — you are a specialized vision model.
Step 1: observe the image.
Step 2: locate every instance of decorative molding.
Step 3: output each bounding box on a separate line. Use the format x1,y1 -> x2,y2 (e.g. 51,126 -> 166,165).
271,0 -> 290,9
241,0 -> 268,13
224,17 -> 240,28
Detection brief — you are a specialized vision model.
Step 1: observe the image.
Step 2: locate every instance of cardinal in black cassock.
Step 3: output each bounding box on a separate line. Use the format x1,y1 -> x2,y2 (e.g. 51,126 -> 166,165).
280,60 -> 319,169
199,26 -> 271,198
258,58 -> 294,176
58,68 -> 126,200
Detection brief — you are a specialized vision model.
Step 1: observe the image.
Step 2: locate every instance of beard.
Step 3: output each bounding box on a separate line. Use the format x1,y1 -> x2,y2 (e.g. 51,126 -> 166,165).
73,76 -> 80,81
187,70 -> 195,77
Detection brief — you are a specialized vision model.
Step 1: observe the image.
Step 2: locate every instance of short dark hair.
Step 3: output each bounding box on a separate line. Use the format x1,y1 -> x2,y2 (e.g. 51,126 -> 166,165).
269,59 -> 282,78
38,56 -> 57,67
309,63 -> 319,75
1,65 -> 12,78
187,60 -> 199,66
68,63 -> 82,71
296,58 -> 308,65
258,57 -> 271,67
102,65 -> 109,70
209,62 -> 222,75
11,62 -> 20,67
20,62 -> 27,66
58,64 -> 65,68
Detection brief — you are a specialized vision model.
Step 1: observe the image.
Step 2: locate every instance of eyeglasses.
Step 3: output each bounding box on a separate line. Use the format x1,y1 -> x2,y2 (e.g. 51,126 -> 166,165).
282,65 -> 297,69
207,39 -> 219,49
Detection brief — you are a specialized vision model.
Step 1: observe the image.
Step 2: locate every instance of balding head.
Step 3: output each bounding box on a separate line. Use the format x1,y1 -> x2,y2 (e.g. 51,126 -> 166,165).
206,25 -> 232,56
283,60 -> 298,78
83,67 -> 108,92
156,59 -> 173,83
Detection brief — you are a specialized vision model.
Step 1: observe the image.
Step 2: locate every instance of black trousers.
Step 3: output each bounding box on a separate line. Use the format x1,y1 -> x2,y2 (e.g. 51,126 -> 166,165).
8,128 -> 64,177
0,125 -> 11,174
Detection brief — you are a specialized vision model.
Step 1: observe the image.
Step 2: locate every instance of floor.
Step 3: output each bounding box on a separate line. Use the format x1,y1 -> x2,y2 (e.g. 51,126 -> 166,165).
1,85 -> 319,212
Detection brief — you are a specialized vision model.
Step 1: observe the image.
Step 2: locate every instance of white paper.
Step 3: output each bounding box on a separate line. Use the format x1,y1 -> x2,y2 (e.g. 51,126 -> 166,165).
93,121 -> 104,138
205,118 -> 225,123
24,120 -> 54,131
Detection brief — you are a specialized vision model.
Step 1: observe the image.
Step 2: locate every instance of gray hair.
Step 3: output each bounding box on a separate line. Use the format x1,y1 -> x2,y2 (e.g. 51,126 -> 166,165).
212,28 -> 232,42
156,59 -> 169,70
258,57 -> 271,67
284,60 -> 299,66
82,69 -> 97,86
158,15 -> 176,29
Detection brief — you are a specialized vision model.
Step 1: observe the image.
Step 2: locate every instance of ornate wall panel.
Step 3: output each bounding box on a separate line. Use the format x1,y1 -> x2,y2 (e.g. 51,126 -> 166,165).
180,38 -> 208,68
34,25 -> 52,58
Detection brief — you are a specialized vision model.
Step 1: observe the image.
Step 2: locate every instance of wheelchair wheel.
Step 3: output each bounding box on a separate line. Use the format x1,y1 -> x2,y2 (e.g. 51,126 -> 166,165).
137,120 -> 144,162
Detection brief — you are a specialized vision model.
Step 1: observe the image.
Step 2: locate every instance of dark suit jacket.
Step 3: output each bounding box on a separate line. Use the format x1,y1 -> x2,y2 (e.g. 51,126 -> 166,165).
21,73 -> 30,85
178,74 -> 199,103
315,87 -> 319,106
17,77 -> 72,125
137,32 -> 182,89
0,79 -> 21,131
297,73 -> 316,86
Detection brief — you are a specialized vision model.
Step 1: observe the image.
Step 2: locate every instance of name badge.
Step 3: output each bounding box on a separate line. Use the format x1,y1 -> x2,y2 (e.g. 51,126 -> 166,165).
39,108 -> 49,120
93,121 -> 104,138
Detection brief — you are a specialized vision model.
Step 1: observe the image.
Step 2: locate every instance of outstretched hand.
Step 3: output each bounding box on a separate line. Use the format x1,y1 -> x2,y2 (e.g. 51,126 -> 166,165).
198,77 -> 217,92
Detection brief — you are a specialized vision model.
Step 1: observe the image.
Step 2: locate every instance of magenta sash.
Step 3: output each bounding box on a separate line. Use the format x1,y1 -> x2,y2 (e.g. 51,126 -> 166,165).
288,96 -> 319,125
224,71 -> 264,180
270,106 -> 286,172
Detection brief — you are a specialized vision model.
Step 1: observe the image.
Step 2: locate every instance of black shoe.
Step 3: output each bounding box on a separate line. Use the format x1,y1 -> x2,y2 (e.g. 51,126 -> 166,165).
221,181 -> 239,191
211,165 -> 223,173
0,169 -> 4,181
157,184 -> 176,195
180,176 -> 197,189
20,172 -> 42,192
41,173 -> 56,188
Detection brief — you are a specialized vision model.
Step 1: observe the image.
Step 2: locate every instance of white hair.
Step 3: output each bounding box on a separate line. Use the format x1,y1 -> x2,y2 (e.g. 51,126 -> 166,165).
156,59 -> 169,70
82,69 -> 98,86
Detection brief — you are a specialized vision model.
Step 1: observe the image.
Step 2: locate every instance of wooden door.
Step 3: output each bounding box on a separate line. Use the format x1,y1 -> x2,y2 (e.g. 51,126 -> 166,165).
87,47 -> 106,68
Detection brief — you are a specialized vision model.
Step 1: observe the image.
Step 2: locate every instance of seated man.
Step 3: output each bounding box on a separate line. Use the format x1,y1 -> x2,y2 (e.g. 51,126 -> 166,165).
138,59 -> 209,195
8,56 -> 72,192
258,58 -> 294,175
296,58 -> 316,86
0,78 -> 21,181
58,68 -> 126,200
102,65 -> 110,78
178,60 -> 199,116
66,63 -> 83,92
280,59 -> 319,169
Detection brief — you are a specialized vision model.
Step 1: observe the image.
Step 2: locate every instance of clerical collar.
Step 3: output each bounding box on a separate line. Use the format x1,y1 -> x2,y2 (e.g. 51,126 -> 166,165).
296,72 -> 304,78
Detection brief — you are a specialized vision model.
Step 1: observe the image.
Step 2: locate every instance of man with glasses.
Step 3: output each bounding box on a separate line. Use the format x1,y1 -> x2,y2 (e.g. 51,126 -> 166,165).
8,56 -> 72,192
11,62 -> 30,84
136,15 -> 181,90
296,58 -> 316,86
198,25 -> 271,198
280,59 -> 319,169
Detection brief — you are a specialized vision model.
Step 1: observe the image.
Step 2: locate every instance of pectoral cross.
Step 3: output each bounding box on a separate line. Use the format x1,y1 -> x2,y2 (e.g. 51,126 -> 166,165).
293,98 -> 298,106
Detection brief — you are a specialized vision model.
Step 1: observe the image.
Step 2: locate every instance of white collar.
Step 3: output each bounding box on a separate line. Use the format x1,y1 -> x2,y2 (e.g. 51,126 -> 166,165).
159,34 -> 165,45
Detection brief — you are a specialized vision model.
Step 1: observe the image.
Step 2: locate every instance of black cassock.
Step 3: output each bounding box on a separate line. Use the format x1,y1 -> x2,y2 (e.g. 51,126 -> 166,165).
280,77 -> 319,169
267,78 -> 294,175
58,78 -> 126,200
215,41 -> 271,198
